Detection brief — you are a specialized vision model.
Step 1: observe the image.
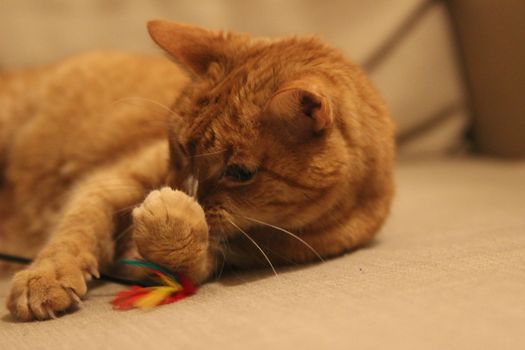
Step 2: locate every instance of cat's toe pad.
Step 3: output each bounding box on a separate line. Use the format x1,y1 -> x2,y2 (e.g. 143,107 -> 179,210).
133,187 -> 206,229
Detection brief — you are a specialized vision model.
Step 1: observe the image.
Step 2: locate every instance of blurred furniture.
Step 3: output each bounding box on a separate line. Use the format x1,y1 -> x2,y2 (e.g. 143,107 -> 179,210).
449,0 -> 525,157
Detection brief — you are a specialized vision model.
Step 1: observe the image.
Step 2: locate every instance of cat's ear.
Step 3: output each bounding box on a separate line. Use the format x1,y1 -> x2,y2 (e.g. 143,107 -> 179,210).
266,78 -> 333,133
148,20 -> 226,75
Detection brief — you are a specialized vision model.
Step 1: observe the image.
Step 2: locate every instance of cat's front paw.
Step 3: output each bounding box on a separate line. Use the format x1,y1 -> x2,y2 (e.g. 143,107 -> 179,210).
6,252 -> 98,321
132,187 -> 209,276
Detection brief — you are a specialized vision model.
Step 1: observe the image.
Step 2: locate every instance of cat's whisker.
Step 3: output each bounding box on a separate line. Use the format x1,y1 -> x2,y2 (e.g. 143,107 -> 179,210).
190,149 -> 227,159
114,223 -> 134,243
110,97 -> 178,116
11,183 -> 142,217
195,170 -> 220,186
225,218 -> 278,278
114,203 -> 141,215
212,243 -> 227,281
68,187 -> 141,202
233,214 -> 325,263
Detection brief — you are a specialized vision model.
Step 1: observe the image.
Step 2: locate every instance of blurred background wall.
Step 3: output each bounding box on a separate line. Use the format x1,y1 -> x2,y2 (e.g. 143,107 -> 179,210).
1,0 -> 506,158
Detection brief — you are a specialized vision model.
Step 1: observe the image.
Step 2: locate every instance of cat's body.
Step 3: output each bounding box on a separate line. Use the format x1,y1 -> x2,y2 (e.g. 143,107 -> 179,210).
0,52 -> 187,260
1,22 -> 395,321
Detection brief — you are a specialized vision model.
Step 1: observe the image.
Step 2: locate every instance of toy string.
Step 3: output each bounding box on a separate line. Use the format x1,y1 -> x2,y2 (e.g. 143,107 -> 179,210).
0,252 -> 143,286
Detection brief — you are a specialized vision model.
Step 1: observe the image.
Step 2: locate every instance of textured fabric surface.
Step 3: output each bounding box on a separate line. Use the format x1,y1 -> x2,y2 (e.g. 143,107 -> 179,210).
0,0 -> 468,157
1,159 -> 524,350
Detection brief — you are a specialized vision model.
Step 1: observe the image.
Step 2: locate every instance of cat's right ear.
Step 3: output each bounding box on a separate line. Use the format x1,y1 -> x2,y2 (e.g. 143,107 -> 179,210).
266,77 -> 333,134
147,20 -> 226,76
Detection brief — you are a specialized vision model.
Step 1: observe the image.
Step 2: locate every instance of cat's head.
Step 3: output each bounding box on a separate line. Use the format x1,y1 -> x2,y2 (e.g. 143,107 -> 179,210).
148,21 -> 394,240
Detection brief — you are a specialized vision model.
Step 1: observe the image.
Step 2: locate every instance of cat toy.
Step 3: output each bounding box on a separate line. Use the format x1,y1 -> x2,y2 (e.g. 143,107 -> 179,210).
0,253 -> 197,311
112,259 -> 197,310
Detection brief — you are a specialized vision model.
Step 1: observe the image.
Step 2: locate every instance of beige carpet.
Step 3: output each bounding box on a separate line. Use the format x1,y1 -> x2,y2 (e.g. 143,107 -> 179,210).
1,158 -> 524,350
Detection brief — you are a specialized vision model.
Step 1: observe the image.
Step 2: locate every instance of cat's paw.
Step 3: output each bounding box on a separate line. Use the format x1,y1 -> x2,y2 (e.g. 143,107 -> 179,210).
6,252 -> 98,321
132,187 -> 209,272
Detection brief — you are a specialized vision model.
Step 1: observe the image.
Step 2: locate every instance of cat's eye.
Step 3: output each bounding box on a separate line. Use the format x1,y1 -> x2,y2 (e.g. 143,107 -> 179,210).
224,164 -> 255,182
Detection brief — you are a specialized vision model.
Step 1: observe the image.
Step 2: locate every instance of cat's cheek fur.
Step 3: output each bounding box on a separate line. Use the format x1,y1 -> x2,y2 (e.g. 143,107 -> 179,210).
132,187 -> 215,284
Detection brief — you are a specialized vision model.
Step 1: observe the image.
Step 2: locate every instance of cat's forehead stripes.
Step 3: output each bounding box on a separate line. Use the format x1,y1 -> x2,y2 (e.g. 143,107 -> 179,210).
171,33 -> 379,220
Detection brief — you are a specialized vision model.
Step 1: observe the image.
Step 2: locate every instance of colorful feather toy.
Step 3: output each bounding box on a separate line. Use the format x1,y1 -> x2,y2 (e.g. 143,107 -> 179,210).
0,253 -> 195,311
112,259 -> 197,310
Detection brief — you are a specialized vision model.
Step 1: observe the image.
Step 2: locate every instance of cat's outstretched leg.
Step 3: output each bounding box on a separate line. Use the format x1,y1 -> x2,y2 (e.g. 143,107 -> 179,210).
5,141 -> 168,321
132,187 -> 216,284
5,175 -> 142,321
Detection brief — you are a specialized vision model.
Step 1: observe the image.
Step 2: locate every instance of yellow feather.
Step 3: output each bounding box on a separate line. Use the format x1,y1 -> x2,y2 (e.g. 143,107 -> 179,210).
134,286 -> 180,309
157,273 -> 183,289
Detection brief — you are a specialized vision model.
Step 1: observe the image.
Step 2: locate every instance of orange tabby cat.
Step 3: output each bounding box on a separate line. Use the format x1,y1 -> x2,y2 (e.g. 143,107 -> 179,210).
0,21 -> 395,321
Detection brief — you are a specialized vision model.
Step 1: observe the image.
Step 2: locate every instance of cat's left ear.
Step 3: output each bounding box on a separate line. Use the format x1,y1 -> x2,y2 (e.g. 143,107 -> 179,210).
266,78 -> 333,133
148,20 -> 227,75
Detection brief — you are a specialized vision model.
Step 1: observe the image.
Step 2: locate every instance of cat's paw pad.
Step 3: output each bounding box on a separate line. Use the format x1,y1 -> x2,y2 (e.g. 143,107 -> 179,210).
132,187 -> 208,263
133,187 -> 207,234
6,253 -> 98,321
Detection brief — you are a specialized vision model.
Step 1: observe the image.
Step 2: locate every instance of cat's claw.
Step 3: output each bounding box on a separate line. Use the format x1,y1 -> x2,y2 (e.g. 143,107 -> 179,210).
84,272 -> 92,282
44,306 -> 57,320
89,266 -> 100,279
67,288 -> 83,306
83,267 -> 100,282
31,302 -> 48,321
6,252 -> 96,321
